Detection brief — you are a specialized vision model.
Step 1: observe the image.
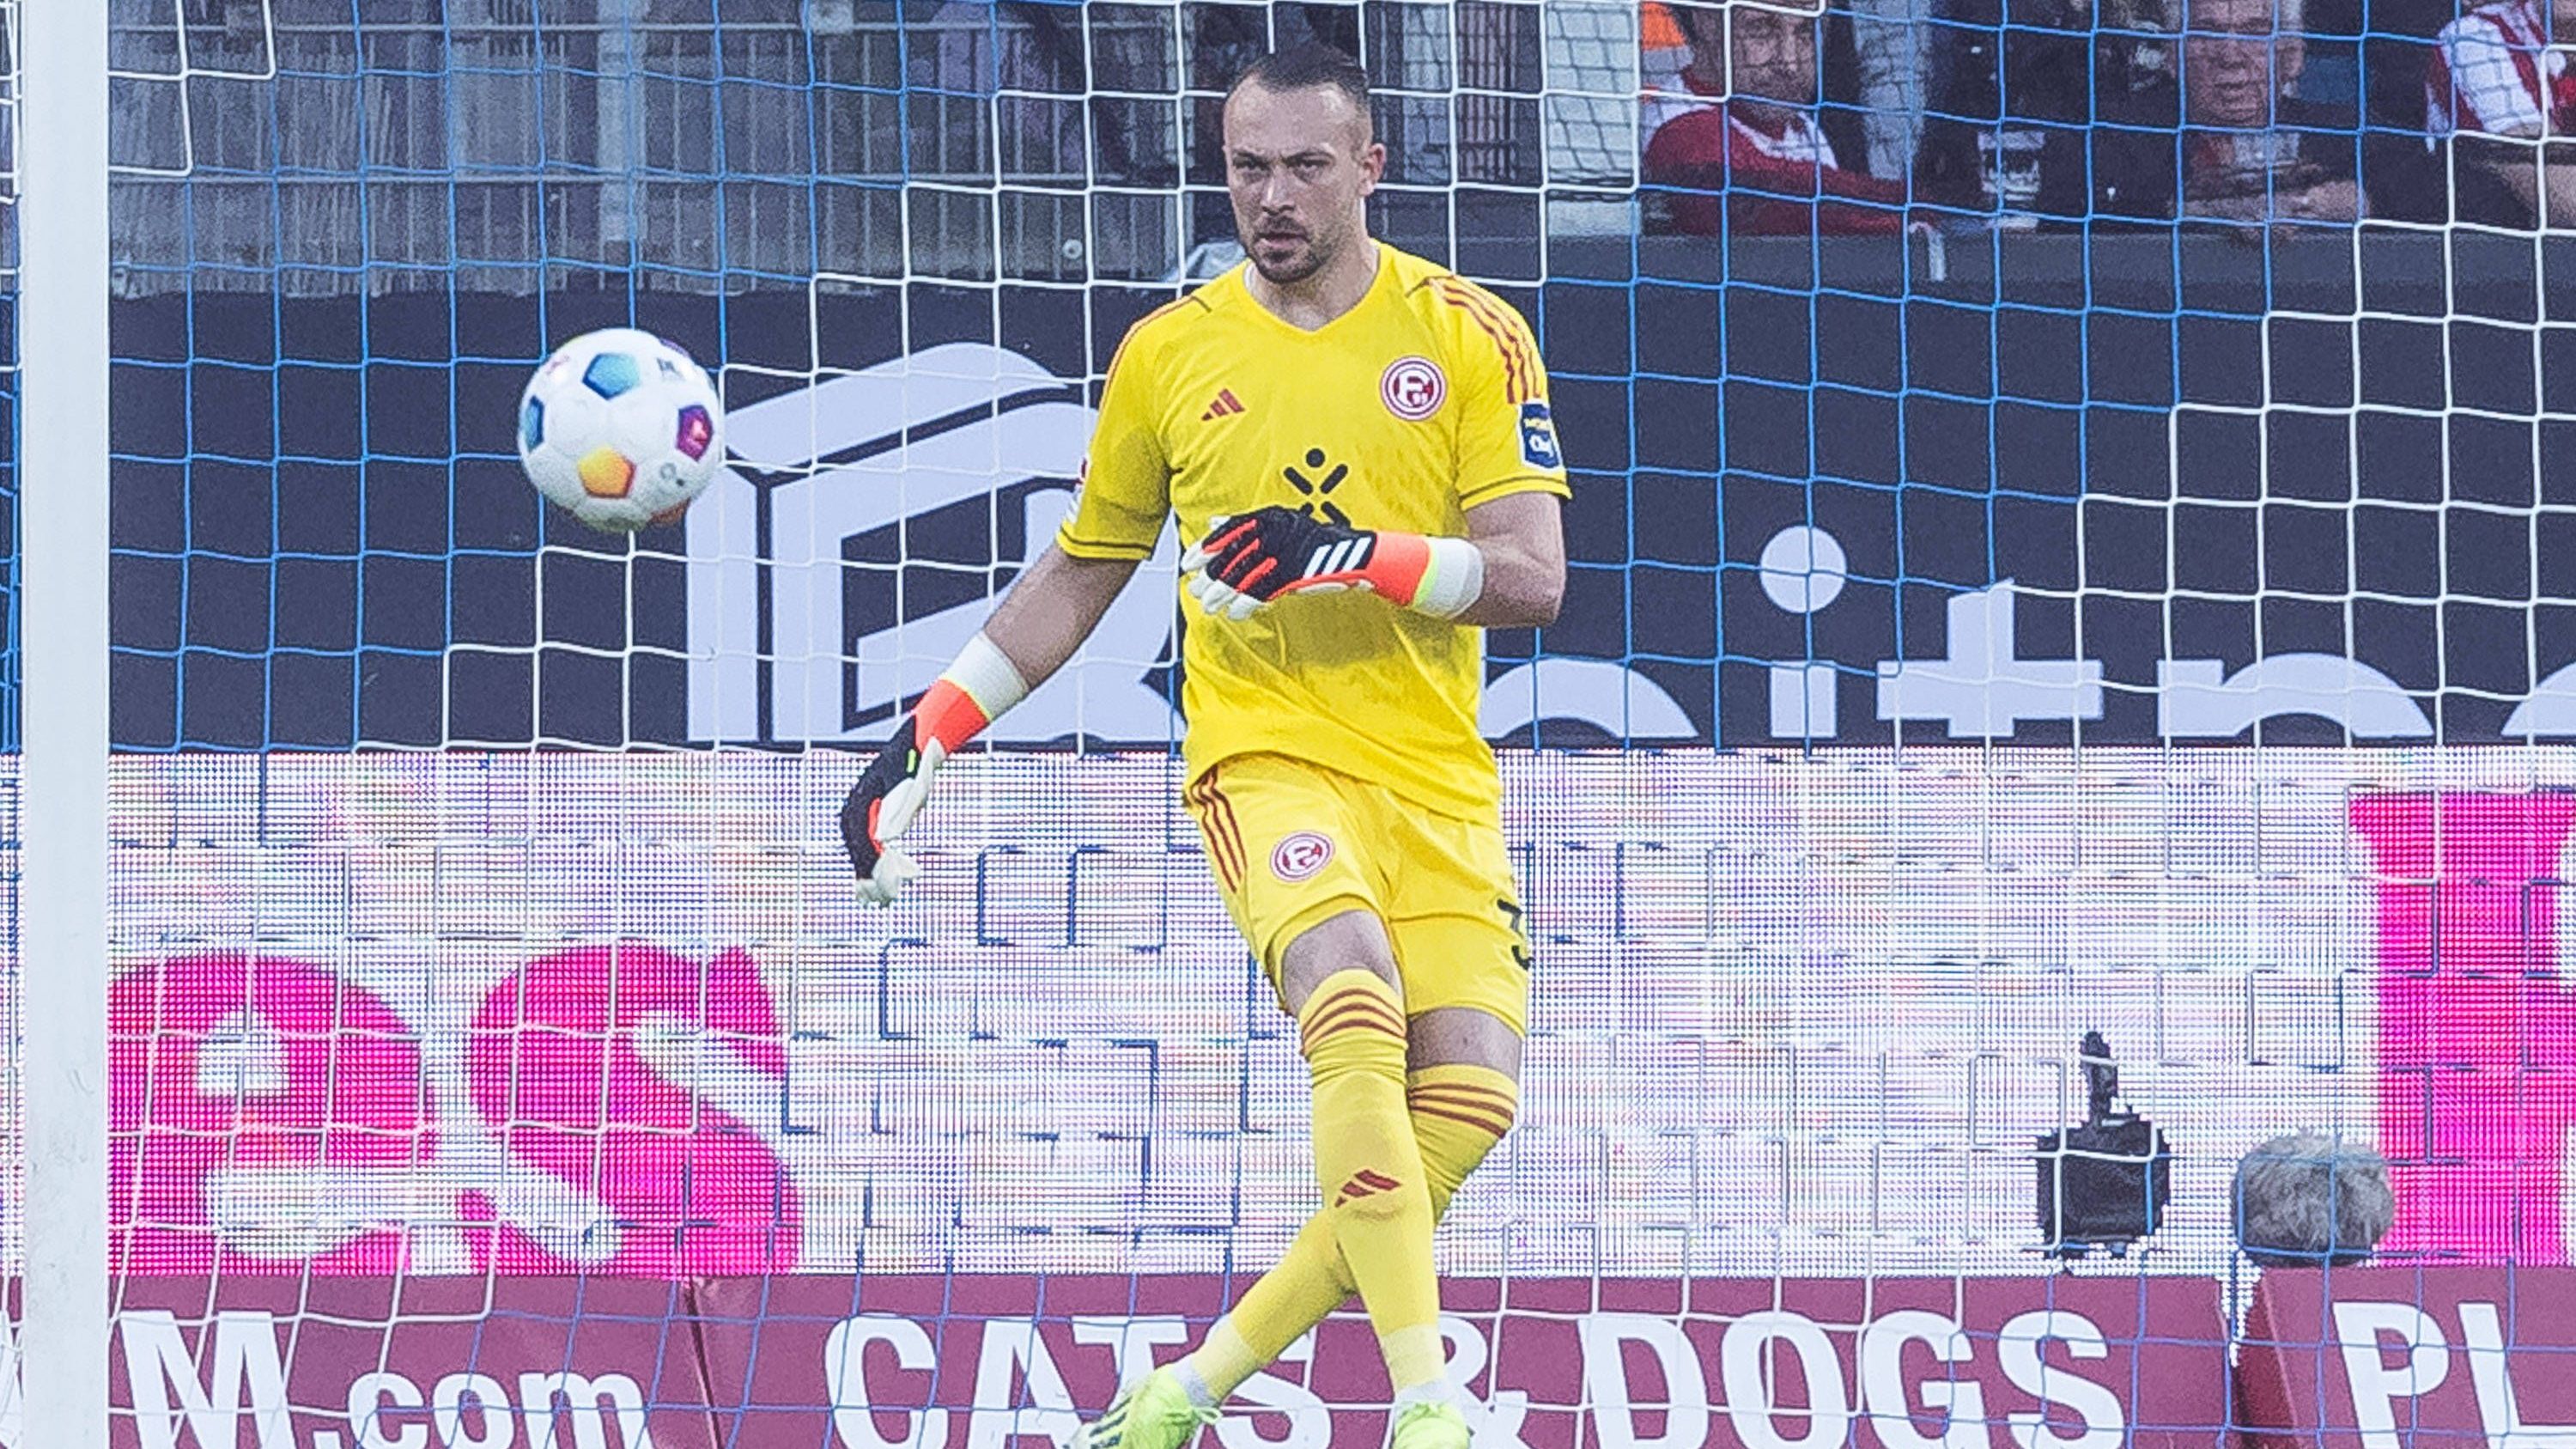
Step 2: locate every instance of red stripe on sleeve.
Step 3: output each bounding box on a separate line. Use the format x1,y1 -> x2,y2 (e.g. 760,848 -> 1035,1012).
1433,282 -> 1532,405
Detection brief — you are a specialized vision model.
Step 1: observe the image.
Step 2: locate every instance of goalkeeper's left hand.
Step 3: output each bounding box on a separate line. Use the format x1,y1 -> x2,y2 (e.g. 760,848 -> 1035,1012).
1183,505 -> 1478,621
839,717 -> 941,906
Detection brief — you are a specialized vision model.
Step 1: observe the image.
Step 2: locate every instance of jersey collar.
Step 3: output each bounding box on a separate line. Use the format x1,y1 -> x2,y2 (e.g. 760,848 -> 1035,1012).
1232,240 -> 1394,338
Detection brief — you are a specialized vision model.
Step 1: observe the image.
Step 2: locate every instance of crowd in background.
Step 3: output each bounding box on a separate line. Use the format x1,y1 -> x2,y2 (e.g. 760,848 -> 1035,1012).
1637,0 -> 2576,232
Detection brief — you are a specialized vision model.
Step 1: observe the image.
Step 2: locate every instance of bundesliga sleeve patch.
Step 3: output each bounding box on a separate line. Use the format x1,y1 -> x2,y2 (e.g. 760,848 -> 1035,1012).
1518,401 -> 1562,470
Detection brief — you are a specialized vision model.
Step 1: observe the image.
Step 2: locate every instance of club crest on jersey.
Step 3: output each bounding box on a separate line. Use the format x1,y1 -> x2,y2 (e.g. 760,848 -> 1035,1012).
1518,401 -> 1562,469
1380,356 -> 1446,422
1272,831 -> 1335,882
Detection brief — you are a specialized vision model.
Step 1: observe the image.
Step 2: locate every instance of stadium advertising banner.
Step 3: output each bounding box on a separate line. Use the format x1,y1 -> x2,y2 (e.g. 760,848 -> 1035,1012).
75,1267 -> 2576,1449
680,314 -> 2576,756
2238,1267 -> 2576,1449
112,245 -> 2575,756
80,1273 -> 2230,1449
92,749 -> 2576,1275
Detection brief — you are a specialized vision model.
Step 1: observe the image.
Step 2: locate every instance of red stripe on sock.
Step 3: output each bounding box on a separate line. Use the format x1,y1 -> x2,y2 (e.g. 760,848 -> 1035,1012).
1299,998 -> 1406,1047
1407,1099 -> 1514,1137
1407,1082 -> 1519,1109
1305,984 -> 1405,1027
1298,995 -> 1406,1050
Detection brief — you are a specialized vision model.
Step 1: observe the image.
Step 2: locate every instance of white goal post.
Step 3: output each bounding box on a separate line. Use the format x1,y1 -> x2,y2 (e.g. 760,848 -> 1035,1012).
19,0 -> 112,1443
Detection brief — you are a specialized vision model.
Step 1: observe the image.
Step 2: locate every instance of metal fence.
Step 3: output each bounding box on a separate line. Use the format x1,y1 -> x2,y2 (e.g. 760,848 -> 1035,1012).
105,0 -> 1642,296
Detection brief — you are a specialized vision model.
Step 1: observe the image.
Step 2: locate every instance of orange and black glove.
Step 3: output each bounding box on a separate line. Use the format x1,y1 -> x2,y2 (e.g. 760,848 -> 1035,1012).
1181,505 -> 1484,621
839,636 -> 1027,906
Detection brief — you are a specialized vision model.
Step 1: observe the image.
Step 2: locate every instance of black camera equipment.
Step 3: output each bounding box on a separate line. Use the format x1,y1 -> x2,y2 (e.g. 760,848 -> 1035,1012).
2034,1031 -> 2172,1257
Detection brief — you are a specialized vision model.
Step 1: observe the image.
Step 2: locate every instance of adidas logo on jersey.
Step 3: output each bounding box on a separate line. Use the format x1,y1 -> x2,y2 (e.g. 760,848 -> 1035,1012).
1333,1167 -> 1403,1207
1200,388 -> 1246,421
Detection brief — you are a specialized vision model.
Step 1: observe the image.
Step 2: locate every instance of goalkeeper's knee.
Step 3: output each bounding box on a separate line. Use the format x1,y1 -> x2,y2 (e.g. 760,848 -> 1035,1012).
1406,1063 -> 1518,1220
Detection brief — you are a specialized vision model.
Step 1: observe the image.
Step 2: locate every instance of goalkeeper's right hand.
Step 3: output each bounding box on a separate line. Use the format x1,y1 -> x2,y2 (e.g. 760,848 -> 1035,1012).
836,634 -> 1031,907
840,715 -> 942,907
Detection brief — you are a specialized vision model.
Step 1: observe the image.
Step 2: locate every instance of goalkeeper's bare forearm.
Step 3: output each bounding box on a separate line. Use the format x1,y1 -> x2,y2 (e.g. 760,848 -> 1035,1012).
981,543 -> 1144,687
840,543 -> 1139,902
1450,492 -> 1564,630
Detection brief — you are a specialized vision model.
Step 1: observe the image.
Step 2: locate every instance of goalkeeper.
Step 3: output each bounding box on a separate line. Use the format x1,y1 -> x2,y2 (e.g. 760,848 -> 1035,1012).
841,42 -> 1566,1449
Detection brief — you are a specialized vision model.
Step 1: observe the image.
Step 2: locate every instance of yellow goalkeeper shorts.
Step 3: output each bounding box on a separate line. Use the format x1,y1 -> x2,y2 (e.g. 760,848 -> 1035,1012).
1182,752 -> 1531,1036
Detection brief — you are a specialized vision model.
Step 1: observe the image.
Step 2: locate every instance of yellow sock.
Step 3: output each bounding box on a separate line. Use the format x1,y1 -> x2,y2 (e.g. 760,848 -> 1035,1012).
1297,970 -> 1443,1393
1183,1063 -> 1519,1401
1406,1064 -> 1518,1219
1180,1224 -> 1340,1400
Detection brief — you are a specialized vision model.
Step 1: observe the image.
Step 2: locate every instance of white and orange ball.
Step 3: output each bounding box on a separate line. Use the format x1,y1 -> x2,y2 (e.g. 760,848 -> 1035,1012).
517,327 -> 724,533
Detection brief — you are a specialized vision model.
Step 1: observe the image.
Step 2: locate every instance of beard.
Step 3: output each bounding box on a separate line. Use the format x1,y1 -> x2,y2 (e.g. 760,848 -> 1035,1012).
1244,222 -> 1334,284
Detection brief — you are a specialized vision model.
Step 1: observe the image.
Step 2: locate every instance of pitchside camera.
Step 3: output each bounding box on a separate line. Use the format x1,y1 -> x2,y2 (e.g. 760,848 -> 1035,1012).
2035,1031 -> 2172,1257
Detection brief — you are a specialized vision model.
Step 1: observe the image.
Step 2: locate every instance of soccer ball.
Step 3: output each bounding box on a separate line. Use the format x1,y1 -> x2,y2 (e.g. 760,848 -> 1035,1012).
517,328 -> 724,533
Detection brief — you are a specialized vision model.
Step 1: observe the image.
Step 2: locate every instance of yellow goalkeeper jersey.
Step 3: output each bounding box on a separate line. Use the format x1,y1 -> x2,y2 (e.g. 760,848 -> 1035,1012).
1057,243 -> 1571,819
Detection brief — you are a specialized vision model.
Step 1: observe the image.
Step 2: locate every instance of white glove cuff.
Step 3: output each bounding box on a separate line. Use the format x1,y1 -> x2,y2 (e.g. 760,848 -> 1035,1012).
946,630 -> 1032,721
1412,536 -> 1487,620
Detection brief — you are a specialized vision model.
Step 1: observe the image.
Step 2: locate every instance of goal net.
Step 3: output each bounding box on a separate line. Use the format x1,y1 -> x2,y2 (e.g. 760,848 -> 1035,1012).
50,0 -> 2576,1442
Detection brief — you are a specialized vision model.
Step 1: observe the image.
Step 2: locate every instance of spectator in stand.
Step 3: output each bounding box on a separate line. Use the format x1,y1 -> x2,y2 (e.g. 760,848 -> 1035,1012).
1958,0 -> 2380,227
2427,0 -> 2576,226
1850,0 -> 1941,181
2172,0 -> 2367,222
1911,0 -> 2175,226
1643,0 -> 1912,233
1641,0 -> 1698,149
2298,0 -> 2453,222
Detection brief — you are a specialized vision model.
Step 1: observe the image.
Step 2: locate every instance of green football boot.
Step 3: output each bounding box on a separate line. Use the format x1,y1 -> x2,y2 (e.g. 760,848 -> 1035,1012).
1075,1368 -> 1221,1449
1388,1399 -> 1470,1449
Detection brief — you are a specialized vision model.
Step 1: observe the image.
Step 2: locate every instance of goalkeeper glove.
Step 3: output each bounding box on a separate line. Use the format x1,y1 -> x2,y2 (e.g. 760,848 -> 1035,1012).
1180,504 -> 1485,622
840,634 -> 1029,907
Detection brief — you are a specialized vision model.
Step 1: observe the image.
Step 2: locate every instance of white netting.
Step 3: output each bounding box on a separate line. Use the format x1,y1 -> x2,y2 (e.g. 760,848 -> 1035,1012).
53,0 -> 2576,1439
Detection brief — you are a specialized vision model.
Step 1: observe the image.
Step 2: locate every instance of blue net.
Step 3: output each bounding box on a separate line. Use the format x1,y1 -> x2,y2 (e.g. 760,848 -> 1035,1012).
67,0 -> 2576,1440
101,0 -> 2575,754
